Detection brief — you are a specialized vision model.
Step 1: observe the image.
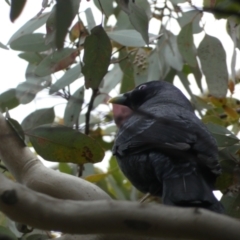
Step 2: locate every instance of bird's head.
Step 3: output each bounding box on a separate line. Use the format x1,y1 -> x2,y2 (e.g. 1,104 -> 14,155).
109,80 -> 193,111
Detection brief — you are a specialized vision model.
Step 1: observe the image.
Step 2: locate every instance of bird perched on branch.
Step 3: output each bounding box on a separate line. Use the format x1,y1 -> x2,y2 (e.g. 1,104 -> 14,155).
109,80 -> 224,213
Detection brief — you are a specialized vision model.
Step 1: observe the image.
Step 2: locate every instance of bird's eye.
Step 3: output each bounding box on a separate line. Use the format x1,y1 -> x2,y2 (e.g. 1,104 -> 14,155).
138,85 -> 146,90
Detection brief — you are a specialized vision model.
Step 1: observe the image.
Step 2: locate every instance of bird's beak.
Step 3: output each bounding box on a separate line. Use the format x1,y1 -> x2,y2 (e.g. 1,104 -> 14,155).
108,94 -> 128,106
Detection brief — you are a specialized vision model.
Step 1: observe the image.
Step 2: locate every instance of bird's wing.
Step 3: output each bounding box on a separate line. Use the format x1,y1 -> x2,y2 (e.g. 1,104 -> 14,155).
114,111 -> 220,174
115,115 -> 195,154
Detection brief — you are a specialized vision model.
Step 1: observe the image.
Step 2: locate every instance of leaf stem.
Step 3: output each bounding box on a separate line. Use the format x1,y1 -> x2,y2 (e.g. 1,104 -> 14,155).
85,89 -> 98,135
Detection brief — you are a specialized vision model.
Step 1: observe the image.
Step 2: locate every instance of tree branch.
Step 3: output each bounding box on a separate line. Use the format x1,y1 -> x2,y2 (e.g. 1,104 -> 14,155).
0,112 -> 109,201
0,173 -> 239,240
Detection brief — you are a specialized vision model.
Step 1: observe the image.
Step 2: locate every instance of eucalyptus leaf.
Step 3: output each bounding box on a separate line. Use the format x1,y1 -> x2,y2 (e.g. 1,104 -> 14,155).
64,86 -> 84,127
178,10 -> 202,34
177,22 -> 197,67
82,25 -> 112,89
128,0 -> 149,44
55,0 -> 81,49
0,89 -> 19,112
93,64 -> 123,108
163,32 -> 183,71
198,34 -> 228,98
10,33 -> 51,52
93,0 -> 114,17
8,12 -> 51,44
28,124 -> 105,164
21,108 -> 55,131
0,42 -> 9,50
35,48 -> 78,77
10,0 -> 26,22
50,64 -> 82,94
108,29 -> 147,47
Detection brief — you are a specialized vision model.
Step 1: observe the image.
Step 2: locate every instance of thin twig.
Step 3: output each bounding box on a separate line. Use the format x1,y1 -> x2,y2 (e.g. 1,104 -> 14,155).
97,0 -> 105,24
111,48 -> 138,64
78,89 -> 99,177
111,46 -> 125,56
85,89 -> 99,135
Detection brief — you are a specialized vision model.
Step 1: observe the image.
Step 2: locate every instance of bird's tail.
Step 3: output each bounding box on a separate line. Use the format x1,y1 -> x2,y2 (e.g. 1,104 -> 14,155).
162,172 -> 224,213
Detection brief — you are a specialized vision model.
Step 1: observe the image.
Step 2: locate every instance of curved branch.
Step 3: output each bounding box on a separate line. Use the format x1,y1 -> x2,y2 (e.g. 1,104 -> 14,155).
0,112 -> 109,201
0,173 -> 239,240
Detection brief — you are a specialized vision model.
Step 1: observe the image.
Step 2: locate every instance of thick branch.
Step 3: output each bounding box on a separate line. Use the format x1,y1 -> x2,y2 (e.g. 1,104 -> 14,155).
0,112 -> 109,201
0,173 -> 239,240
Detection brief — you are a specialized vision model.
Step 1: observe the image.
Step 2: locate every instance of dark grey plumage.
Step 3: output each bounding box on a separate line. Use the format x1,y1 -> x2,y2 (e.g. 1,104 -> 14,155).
111,80 -> 224,213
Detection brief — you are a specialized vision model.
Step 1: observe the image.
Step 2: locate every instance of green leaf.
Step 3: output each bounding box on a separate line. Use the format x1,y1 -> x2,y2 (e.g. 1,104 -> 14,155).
221,192 -> 240,218
109,157 -> 131,199
45,5 -> 56,46
93,64 -> 123,108
0,226 -> 18,240
117,0 -> 129,13
0,89 -> 19,112
58,163 -> 72,174
170,0 -> 187,3
115,11 -> 134,30
10,33 -> 51,52
119,49 -> 135,93
177,22 -> 197,67
21,108 -> 55,131
108,29 -> 147,47
219,144 -> 240,162
50,64 -> 82,94
16,64 -> 51,104
128,0 -> 149,44
133,48 -> 148,86
82,25 -> 112,89
156,38 -> 171,79
163,32 -> 183,71
147,49 -> 162,81
206,122 -> 239,147
28,124 -> 105,164
18,52 -> 45,64
0,42 -> 8,50
10,0 -> 26,22
93,0 -> 114,17
178,10 -> 203,34
64,86 -> 84,127
16,82 -> 41,104
212,133 -> 239,147
198,34 -> 228,98
55,0 -> 80,49
216,171 -> 233,191
85,173 -> 108,183
189,62 -> 203,92
214,0 -> 240,20
6,117 -> 25,145
206,122 -> 238,137
35,48 -> 78,77
8,12 -> 51,44
164,68 -> 176,84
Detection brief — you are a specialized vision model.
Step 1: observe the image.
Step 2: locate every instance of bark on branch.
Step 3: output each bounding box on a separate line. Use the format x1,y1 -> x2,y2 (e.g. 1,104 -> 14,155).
0,112 -> 109,201
0,173 -> 239,240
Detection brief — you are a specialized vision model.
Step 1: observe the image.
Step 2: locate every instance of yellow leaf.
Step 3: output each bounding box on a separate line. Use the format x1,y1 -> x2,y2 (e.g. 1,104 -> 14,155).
209,96 -> 226,107
69,21 -> 88,42
84,173 -> 108,183
223,105 -> 239,120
